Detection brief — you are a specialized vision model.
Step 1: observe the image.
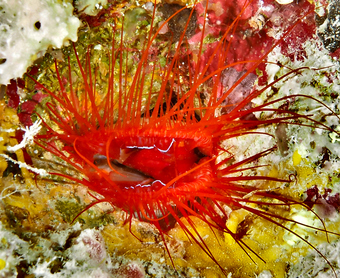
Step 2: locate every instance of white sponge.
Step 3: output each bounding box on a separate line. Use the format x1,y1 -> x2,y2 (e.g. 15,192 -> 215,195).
0,0 -> 81,85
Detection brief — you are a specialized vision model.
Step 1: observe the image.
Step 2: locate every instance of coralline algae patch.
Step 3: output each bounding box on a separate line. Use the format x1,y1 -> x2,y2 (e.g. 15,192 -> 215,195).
1,0 -> 340,278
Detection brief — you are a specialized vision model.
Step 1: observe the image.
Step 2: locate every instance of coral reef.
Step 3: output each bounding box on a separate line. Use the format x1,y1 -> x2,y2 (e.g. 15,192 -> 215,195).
1,0 -> 340,277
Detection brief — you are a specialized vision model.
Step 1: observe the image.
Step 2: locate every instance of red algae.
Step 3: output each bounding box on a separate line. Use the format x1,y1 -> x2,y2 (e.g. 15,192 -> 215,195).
19,0 -> 340,276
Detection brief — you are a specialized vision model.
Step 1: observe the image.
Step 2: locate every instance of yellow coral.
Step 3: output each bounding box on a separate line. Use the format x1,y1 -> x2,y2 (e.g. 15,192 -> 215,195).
0,259 -> 6,270
292,150 -> 302,166
0,157 -> 7,179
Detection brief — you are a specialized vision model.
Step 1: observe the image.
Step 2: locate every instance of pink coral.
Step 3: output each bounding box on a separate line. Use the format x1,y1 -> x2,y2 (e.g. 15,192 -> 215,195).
112,262 -> 145,278
304,185 -> 340,220
73,229 -> 107,264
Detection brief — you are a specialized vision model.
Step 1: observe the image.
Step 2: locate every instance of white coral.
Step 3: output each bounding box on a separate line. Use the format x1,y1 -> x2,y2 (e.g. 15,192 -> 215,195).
7,119 -> 42,152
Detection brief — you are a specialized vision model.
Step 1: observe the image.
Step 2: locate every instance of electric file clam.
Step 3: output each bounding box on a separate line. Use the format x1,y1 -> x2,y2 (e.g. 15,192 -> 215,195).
25,0 -> 340,276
